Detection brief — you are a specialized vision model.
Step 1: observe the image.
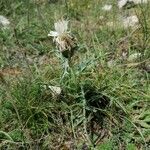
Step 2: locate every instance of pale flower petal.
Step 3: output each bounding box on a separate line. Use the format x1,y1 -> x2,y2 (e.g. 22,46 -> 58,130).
54,20 -> 68,34
48,31 -> 59,37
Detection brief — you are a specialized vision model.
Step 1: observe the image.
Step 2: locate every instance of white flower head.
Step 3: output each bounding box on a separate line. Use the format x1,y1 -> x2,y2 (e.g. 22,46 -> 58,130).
48,19 -> 77,58
48,20 -> 69,37
0,15 -> 10,28
122,15 -> 139,28
102,4 -> 112,11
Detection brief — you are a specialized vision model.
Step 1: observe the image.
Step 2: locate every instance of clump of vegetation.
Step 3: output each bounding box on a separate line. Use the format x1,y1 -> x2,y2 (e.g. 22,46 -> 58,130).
0,0 -> 150,149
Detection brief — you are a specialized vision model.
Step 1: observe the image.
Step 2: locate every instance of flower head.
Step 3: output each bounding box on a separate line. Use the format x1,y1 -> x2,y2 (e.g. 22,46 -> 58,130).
48,20 -> 69,37
122,15 -> 139,28
48,20 -> 77,59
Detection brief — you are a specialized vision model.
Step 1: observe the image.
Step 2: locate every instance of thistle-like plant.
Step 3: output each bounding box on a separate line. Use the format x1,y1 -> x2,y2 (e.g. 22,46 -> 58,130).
48,19 -> 77,59
48,19 -> 77,79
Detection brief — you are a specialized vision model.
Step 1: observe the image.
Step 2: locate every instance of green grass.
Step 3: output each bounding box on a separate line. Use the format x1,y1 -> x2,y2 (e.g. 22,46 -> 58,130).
0,0 -> 150,149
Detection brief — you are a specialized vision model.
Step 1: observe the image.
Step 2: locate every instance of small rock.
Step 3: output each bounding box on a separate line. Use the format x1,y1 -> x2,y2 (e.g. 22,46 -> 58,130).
0,15 -> 10,28
48,85 -> 62,95
132,0 -> 148,4
128,53 -> 141,61
118,0 -> 128,9
122,15 -> 139,28
118,0 -> 148,9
